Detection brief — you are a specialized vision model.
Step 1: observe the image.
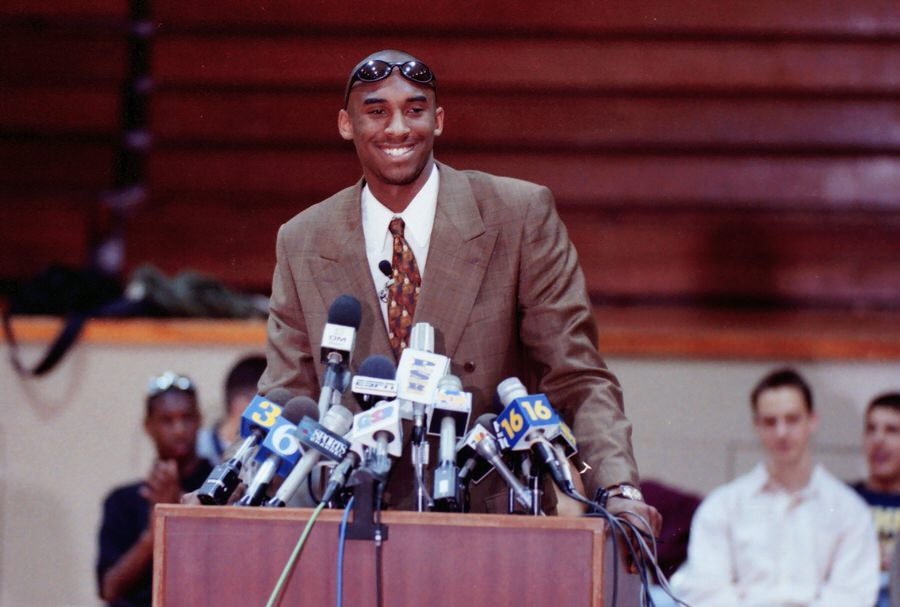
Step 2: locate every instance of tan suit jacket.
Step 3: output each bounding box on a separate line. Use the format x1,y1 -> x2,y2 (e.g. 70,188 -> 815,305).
259,162 -> 639,512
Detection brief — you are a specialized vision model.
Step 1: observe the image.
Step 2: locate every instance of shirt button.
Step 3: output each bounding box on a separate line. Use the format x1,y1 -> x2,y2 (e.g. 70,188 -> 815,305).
463,361 -> 476,373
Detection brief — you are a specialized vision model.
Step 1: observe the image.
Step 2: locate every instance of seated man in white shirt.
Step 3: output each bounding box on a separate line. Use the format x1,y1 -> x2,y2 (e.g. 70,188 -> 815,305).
671,367 -> 879,607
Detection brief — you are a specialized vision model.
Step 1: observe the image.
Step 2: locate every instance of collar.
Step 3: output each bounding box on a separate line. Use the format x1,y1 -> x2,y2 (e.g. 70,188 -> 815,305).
361,164 -> 439,255
749,462 -> 822,499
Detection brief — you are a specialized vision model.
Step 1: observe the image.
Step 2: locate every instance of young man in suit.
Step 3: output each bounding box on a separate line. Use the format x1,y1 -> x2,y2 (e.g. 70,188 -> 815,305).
258,49 -> 660,533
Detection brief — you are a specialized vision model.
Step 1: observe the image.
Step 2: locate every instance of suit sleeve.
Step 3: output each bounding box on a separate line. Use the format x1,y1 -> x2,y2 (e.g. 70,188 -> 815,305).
516,186 -> 639,494
258,223 -> 320,399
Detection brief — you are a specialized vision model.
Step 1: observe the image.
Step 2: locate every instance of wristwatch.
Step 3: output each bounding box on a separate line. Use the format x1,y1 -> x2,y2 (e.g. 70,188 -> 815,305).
605,484 -> 644,502
592,483 -> 644,510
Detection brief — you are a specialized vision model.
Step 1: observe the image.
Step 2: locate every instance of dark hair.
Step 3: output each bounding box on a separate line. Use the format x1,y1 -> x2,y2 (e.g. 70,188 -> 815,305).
867,392 -> 900,414
750,367 -> 813,413
344,49 -> 436,108
224,354 -> 267,404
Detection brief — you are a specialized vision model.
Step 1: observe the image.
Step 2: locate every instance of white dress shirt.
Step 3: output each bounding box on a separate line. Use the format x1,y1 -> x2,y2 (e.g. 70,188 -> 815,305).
671,463 -> 879,607
361,165 -> 439,328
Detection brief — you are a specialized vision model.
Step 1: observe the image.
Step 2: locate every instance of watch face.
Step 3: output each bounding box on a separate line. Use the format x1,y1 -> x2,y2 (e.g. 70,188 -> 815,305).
611,484 -> 643,501
622,486 -> 643,501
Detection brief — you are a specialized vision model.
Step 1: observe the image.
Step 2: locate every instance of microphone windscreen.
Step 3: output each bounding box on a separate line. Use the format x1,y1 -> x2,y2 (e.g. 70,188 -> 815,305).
281,396 -> 318,424
378,260 -> 392,278
264,387 -> 294,406
473,412 -> 498,432
327,294 -> 362,329
357,354 -> 396,380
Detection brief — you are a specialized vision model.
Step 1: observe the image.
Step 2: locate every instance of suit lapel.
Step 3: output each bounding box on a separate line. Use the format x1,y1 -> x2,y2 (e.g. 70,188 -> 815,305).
416,163 -> 497,358
307,181 -> 393,363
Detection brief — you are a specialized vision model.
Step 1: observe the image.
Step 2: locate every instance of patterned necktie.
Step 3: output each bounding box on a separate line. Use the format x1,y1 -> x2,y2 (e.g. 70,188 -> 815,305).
387,217 -> 421,359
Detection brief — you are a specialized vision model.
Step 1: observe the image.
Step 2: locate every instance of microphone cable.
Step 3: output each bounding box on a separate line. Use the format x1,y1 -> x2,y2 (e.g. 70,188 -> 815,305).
581,497 -> 685,607
373,478 -> 387,607
265,501 -> 327,607
335,496 -> 355,607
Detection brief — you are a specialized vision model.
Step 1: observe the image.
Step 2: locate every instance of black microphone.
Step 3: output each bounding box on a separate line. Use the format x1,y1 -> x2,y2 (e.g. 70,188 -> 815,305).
262,388 -> 295,407
378,260 -> 392,277
351,354 -> 397,410
318,294 -> 362,417
457,413 -> 499,485
377,260 -> 394,303
236,397 -> 314,506
322,357 -> 397,503
195,388 -> 293,505
266,403 -> 354,507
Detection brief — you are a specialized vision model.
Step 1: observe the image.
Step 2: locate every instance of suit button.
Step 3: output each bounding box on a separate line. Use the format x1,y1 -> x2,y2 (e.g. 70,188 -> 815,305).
463,360 -> 476,373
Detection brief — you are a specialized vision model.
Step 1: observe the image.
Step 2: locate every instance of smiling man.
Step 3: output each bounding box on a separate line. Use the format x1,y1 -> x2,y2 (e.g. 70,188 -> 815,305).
853,392 -> 900,607
671,368 -> 879,607
258,49 -> 660,531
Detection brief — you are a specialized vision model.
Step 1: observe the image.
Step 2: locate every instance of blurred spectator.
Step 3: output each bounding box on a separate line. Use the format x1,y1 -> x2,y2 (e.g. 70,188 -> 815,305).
96,372 -> 212,607
672,368 -> 879,606
196,354 -> 267,464
852,392 -> 900,607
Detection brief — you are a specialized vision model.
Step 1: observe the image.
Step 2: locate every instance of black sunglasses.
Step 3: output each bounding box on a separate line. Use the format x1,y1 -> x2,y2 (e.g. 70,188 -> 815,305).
344,60 -> 436,107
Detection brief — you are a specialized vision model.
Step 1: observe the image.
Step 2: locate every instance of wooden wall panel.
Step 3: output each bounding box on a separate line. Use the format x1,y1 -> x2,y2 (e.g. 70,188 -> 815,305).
2,86 -> 119,134
0,28 -> 125,85
152,36 -> 900,93
1,1 -> 899,311
153,0 -> 900,36
0,198 -> 91,278
145,149 -> 900,211
152,91 -> 900,152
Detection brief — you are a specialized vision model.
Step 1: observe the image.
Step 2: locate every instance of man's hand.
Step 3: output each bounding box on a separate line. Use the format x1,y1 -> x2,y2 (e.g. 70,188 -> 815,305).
140,460 -> 182,505
605,497 -> 663,574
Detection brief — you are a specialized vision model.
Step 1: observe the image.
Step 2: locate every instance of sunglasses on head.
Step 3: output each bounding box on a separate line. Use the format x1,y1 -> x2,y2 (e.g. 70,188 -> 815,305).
344,59 -> 436,107
147,371 -> 195,399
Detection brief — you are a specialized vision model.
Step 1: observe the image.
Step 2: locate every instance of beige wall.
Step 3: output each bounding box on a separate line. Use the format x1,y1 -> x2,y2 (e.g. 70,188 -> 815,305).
1,336 -> 897,606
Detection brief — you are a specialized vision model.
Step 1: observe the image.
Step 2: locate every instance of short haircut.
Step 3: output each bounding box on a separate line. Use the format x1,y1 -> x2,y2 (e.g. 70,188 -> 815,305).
145,371 -> 198,417
867,392 -> 900,414
224,354 -> 267,404
750,367 -> 813,413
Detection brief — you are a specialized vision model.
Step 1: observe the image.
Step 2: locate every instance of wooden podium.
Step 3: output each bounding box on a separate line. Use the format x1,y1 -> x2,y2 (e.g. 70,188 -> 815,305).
153,504 -> 639,607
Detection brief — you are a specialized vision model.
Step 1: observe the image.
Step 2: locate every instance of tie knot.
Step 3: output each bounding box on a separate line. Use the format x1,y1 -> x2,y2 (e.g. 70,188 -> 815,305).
388,217 -> 406,238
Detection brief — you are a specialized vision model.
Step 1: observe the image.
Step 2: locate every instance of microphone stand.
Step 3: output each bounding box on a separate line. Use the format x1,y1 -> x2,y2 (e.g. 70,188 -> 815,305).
411,403 -> 429,512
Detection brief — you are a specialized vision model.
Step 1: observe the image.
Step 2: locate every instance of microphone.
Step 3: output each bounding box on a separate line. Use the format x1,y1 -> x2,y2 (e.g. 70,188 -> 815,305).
236,388 -> 293,440
196,389 -> 293,505
236,397 -> 314,506
352,399 -> 404,479
472,424 -> 533,511
318,294 -> 362,418
495,377 -> 577,497
457,413 -> 499,486
351,354 -> 397,410
377,260 -> 394,303
321,357 -> 398,503
428,374 -> 472,510
266,404 -> 354,507
396,322 -> 449,425
396,322 -> 449,511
